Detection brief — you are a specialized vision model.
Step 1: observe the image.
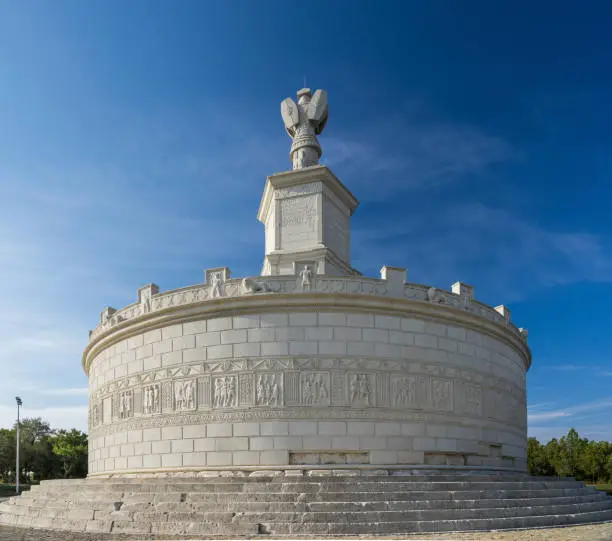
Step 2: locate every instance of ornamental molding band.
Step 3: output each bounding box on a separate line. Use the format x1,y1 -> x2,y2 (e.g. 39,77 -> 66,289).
82,87 -> 532,476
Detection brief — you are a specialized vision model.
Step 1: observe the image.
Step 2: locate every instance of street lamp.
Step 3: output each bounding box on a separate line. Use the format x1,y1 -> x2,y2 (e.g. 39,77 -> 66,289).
15,396 -> 22,494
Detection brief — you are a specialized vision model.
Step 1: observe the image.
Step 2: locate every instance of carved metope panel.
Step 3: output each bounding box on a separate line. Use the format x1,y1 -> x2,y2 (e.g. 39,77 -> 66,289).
431,378 -> 453,412
301,372 -> 330,406
117,390 -> 133,419
255,373 -> 282,407
392,375 -> 417,408
142,384 -> 161,415
213,375 -> 237,409
349,373 -> 374,408
174,379 -> 196,412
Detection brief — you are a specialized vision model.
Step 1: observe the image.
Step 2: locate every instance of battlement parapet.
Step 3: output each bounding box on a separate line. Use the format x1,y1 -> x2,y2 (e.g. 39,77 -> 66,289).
88,270 -> 527,346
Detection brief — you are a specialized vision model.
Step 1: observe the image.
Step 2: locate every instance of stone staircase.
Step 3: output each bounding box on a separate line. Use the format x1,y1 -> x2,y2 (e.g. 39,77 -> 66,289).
1,472 -> 611,537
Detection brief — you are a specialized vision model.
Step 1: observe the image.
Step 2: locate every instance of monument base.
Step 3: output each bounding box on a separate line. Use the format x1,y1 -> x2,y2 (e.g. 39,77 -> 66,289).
2,469 -> 611,537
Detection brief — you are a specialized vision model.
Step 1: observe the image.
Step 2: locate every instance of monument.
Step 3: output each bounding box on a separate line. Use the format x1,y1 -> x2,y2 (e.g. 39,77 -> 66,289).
1,87 -> 611,537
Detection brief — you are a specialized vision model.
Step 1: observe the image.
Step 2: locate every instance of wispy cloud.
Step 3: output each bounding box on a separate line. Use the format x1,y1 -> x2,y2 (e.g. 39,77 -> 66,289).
549,364 -> 583,371
528,397 -> 612,422
324,118 -> 513,198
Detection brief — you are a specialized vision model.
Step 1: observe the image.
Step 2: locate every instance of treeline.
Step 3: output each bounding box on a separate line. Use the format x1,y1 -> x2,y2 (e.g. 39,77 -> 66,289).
528,428 -> 612,483
0,418 -> 87,483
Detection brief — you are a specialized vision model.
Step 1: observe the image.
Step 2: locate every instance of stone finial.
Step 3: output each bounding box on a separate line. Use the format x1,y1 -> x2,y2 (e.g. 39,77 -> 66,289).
494,305 -> 511,326
281,88 -> 328,169
380,266 -> 406,296
519,328 -> 529,342
451,282 -> 474,309
138,283 -> 159,314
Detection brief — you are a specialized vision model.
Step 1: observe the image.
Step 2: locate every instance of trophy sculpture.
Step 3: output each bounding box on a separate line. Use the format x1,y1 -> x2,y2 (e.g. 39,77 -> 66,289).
281,87 -> 328,169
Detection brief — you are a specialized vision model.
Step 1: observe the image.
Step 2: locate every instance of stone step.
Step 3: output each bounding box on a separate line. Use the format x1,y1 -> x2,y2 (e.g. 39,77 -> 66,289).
25,479 -> 586,496
256,508 -> 612,535
231,499 -> 612,523
5,506 -> 612,538
0,513 -> 257,537
16,492 -> 608,514
11,486 -> 601,509
8,497 -> 612,525
39,473 -> 539,485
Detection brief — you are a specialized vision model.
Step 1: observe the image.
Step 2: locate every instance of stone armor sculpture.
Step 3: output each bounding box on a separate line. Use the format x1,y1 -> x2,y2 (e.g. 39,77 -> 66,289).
281,87 -> 328,169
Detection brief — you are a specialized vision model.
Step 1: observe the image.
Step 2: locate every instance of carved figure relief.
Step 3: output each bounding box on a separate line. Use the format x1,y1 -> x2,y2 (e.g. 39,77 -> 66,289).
174,380 -> 196,411
302,372 -> 329,405
118,390 -> 132,419
143,384 -> 160,414
350,374 -> 372,407
141,290 -> 152,314
213,376 -> 236,408
393,376 -> 417,408
210,272 -> 224,298
432,378 -> 453,411
255,374 -> 282,406
426,287 -> 446,304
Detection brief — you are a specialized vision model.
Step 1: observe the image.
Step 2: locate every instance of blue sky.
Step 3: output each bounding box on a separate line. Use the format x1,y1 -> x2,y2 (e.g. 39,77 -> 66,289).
1,1 -> 611,441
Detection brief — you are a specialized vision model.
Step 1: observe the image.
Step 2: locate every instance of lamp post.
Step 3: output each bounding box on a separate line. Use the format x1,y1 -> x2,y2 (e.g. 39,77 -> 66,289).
15,396 -> 22,494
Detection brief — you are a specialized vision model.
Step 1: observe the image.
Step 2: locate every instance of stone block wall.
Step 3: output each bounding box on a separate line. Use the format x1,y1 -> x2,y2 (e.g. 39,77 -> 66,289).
86,306 -> 528,475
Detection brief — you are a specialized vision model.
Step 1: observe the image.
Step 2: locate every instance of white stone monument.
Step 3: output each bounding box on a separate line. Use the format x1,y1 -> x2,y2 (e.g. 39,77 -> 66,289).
82,88 -> 531,475
4,87 -> 610,537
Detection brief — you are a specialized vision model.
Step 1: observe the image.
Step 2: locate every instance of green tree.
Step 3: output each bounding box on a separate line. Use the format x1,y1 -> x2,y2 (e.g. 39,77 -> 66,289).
0,429 -> 16,481
52,429 -> 88,478
581,440 -> 611,483
605,453 -> 612,482
550,429 -> 587,479
527,437 -> 554,476
14,418 -> 56,482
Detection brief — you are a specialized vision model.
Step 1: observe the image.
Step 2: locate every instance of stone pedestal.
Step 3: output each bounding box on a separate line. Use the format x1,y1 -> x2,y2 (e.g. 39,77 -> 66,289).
257,165 -> 359,276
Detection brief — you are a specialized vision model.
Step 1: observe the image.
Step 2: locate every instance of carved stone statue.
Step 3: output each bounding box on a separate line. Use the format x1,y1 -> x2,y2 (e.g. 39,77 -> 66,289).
299,265 -> 313,291
210,272 -> 224,298
281,88 -> 328,169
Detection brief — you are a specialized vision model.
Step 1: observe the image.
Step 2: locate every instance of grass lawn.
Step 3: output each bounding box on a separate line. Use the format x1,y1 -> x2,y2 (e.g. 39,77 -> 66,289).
595,483 -> 612,495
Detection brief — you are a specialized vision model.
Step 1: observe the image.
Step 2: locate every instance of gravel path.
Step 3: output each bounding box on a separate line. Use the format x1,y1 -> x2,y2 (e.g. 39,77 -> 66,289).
0,523 -> 610,541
